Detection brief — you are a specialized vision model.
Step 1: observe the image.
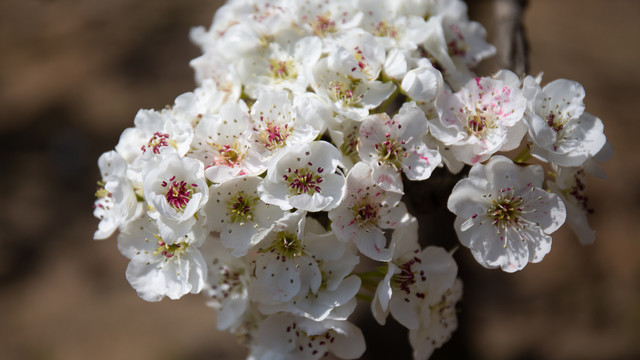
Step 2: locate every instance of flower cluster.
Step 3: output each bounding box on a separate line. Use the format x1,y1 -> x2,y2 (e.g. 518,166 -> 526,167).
93,0 -> 611,358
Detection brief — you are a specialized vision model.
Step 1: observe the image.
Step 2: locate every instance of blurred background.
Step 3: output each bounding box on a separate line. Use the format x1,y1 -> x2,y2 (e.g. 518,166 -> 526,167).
1,0 -> 638,359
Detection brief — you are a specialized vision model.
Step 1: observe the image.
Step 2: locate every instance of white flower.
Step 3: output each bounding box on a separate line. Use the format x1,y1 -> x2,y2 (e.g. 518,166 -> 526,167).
328,162 -> 409,261
117,215 -> 207,302
93,150 -> 141,239
292,0 -> 362,41
200,234 -> 251,331
172,79 -> 234,127
205,176 -> 286,257
329,29 -> 386,81
258,141 -> 345,212
312,56 -> 396,122
548,165 -> 596,245
409,278 -> 463,360
258,220 -> 361,321
115,108 -> 193,164
190,102 -> 266,183
432,70 -> 528,164
250,211 -> 323,304
372,217 -> 459,331
189,51 -> 242,99
359,101 -> 441,191
447,155 -> 567,272
328,116 -> 362,170
401,58 -> 444,103
525,79 -> 607,166
239,35 -> 322,96
143,153 -> 209,240
250,314 -> 365,360
249,88 -> 323,160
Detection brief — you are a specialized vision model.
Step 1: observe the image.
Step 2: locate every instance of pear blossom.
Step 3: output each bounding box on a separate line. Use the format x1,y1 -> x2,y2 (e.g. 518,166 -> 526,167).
239,34 -> 322,96
189,50 -> 242,99
432,70 -> 528,164
200,234 -> 251,331
311,56 -> 396,121
117,215 -> 207,302
330,29 -> 386,81
250,211 -> 323,304
249,88 -> 324,160
328,162 -> 408,261
408,278 -> 463,360
359,101 -> 441,191
525,79 -> 607,166
448,156 -> 567,272
190,102 -> 265,183
372,217 -> 459,331
205,176 -> 286,257
93,151 -> 141,239
250,314 -> 366,360
548,165 -> 597,245
258,221 -> 361,321
143,153 -> 209,240
115,108 -> 193,165
401,58 -> 444,103
258,141 -> 345,212
292,0 -> 362,41
172,79 -> 235,127
328,117 -> 362,170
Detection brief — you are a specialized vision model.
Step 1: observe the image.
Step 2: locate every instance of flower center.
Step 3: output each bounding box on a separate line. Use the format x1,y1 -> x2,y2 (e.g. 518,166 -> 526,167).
374,20 -> 398,38
269,58 -> 297,80
95,180 -> 111,199
465,107 -> 495,138
142,132 -> 175,154
162,176 -> 197,211
339,125 -> 360,163
351,199 -> 379,227
284,167 -> 324,195
564,169 -> 594,214
152,234 -> 188,259
283,320 -> 334,358
209,260 -> 244,301
447,24 -> 469,58
228,191 -> 259,224
391,255 -> 427,300
487,189 -> 525,229
257,118 -> 292,150
374,133 -> 405,169
212,140 -> 245,167
546,112 -> 568,133
260,231 -> 304,261
329,79 -> 361,106
311,14 -> 336,36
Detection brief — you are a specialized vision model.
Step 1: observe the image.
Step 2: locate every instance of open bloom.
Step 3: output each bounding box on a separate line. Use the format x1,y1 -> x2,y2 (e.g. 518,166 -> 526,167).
93,150 -> 141,239
258,141 -> 345,212
117,215 -> 207,302
205,176 -> 286,257
548,165 -> 596,245
372,217 -> 459,330
144,153 -> 209,240
525,78 -> 607,167
359,101 -> 441,192
249,313 -> 365,360
447,156 -> 566,272
432,70 -> 528,165
258,220 -> 361,321
328,162 -> 408,261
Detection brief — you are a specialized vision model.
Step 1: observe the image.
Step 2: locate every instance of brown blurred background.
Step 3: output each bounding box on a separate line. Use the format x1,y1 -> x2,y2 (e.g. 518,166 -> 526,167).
1,0 -> 638,359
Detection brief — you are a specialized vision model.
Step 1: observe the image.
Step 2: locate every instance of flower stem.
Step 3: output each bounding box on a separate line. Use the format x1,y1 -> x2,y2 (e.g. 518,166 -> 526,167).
513,145 -> 532,163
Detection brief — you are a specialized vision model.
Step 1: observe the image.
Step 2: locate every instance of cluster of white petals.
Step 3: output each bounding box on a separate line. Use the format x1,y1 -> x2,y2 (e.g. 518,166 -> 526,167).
92,0 -> 611,359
